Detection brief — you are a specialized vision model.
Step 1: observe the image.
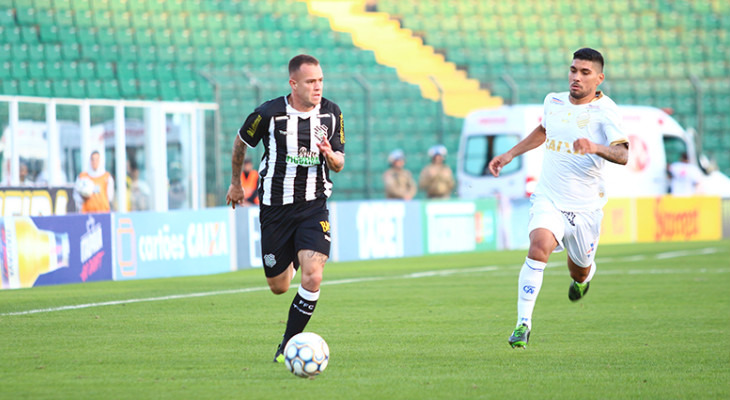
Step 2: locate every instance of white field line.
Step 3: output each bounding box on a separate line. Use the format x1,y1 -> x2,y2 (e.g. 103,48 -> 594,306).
2,247 -> 727,317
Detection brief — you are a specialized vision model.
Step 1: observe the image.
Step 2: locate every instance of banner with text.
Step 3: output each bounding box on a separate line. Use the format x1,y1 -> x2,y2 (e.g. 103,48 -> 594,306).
421,199 -> 498,254
600,198 -> 637,244
331,200 -> 423,262
113,208 -> 234,280
0,186 -> 77,216
1,213 -> 112,289
636,197 -> 722,242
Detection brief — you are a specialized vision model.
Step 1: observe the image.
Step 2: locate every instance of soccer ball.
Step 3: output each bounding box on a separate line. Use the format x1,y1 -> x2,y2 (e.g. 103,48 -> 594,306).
283,332 -> 329,379
76,177 -> 97,198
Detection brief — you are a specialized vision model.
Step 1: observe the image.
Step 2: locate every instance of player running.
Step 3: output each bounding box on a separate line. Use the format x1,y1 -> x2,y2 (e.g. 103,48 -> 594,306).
488,48 -> 629,348
226,54 -> 345,361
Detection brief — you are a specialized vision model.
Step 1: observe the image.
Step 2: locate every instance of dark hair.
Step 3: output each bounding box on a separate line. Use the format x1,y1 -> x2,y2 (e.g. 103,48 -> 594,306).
91,150 -> 100,157
288,54 -> 319,75
573,48 -> 604,71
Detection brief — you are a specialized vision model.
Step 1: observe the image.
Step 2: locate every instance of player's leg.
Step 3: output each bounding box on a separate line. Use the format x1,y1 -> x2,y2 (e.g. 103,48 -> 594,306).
564,208 -> 602,302
275,199 -> 331,362
266,263 -> 296,294
510,196 -> 565,348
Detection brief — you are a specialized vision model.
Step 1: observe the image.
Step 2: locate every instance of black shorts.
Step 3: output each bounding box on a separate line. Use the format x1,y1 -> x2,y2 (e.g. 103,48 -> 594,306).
259,197 -> 331,278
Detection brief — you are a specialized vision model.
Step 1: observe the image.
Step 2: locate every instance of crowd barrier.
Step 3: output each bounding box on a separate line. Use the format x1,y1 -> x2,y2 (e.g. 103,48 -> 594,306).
1,196 -> 726,290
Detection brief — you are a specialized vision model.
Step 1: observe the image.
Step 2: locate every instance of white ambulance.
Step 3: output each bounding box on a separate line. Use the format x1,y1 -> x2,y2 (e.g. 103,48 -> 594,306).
457,104 -> 730,199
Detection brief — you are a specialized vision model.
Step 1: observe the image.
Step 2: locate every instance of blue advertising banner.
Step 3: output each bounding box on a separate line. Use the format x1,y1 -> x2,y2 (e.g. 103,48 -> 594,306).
1,213 -> 113,289
331,200 -> 423,262
233,206 -> 261,270
113,208 -> 233,280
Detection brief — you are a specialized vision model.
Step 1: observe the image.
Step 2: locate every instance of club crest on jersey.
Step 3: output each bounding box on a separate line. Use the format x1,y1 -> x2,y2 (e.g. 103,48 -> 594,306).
576,112 -> 590,128
313,124 -> 328,142
550,97 -> 564,105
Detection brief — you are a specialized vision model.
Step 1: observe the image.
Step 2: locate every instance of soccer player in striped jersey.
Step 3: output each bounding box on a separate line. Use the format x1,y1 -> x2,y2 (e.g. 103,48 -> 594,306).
226,54 -> 345,362
488,48 -> 629,348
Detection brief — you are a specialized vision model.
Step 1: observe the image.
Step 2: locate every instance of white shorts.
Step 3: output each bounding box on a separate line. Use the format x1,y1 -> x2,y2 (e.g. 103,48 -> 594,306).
527,194 -> 603,267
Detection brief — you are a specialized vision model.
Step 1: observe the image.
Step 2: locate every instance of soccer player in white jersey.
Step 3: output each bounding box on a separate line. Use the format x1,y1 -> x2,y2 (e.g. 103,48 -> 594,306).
488,48 -> 629,348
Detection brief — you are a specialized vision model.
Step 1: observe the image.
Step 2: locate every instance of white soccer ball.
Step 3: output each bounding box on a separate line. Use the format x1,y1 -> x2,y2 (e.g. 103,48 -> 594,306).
76,177 -> 97,198
284,332 -> 329,379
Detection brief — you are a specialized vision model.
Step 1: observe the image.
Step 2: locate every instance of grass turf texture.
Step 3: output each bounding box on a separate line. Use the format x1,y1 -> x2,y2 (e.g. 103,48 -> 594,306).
1,240 -> 728,399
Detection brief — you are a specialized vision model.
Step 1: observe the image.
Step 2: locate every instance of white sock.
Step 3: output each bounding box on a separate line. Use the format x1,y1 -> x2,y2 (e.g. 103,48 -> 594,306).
516,257 -> 546,329
297,285 -> 320,301
579,261 -> 597,283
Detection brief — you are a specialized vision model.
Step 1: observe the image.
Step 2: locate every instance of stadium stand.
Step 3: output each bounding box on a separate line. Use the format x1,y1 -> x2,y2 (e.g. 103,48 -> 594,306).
0,0 -> 728,200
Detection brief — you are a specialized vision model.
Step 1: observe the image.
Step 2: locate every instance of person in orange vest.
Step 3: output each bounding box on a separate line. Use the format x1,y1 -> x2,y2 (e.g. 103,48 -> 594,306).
240,158 -> 259,206
74,150 -> 114,213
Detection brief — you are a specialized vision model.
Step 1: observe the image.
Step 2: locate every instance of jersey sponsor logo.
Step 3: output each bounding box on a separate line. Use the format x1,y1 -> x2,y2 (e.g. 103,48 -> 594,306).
247,115 -> 261,137
550,97 -> 564,105
286,147 -> 321,166
545,138 -> 576,154
339,113 -> 345,144
264,253 -> 276,268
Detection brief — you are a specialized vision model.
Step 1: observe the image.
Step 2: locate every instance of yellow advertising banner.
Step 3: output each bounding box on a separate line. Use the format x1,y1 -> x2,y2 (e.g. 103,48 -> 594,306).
600,198 -> 636,244
636,196 -> 722,242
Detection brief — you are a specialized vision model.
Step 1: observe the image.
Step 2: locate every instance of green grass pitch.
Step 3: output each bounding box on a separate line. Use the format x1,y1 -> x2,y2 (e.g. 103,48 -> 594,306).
2,240 -> 729,399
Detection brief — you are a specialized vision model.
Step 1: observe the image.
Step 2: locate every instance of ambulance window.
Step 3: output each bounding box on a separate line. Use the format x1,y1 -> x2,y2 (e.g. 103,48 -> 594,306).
663,136 -> 687,165
464,134 -> 521,176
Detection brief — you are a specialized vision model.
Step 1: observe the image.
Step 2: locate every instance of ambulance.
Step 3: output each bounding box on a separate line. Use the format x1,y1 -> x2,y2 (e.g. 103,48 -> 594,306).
457,104 -> 730,199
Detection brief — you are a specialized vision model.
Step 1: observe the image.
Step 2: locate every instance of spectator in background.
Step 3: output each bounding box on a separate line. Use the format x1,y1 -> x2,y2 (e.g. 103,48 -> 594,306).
668,153 -> 703,196
418,144 -> 455,199
383,149 -> 416,200
168,161 -> 187,209
75,150 -> 114,213
127,159 -> 151,211
240,158 -> 259,206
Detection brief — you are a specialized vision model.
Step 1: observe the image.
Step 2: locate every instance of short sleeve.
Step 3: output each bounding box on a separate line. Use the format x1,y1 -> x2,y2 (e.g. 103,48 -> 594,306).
602,102 -> 628,146
238,108 -> 269,148
541,93 -> 552,129
330,104 -> 345,154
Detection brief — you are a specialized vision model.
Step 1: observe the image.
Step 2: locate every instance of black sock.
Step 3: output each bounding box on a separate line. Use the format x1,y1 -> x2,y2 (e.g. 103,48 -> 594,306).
281,292 -> 318,347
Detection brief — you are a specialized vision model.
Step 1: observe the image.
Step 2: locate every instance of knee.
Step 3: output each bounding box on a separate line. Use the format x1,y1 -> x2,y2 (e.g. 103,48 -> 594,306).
301,272 -> 322,291
268,281 -> 289,295
527,246 -> 551,263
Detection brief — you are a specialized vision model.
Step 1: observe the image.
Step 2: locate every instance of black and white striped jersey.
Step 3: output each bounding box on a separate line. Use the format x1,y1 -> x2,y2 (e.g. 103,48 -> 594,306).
238,95 -> 345,206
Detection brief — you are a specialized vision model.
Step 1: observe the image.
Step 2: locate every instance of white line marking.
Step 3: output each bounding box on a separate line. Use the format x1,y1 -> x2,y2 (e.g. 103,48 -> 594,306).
2,247 -> 726,317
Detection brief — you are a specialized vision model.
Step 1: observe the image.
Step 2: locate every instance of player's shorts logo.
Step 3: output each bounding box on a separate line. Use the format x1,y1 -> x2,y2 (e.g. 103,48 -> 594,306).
319,221 -> 330,233
264,253 -> 276,268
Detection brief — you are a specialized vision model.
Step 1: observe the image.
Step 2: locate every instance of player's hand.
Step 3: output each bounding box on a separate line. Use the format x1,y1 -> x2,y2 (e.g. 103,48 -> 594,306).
573,138 -> 597,155
488,153 -> 513,177
226,184 -> 245,209
316,135 -> 332,156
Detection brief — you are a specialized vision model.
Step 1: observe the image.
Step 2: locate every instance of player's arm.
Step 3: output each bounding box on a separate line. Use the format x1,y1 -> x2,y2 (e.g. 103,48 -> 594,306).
317,129 -> 344,172
573,139 -> 629,165
226,136 -> 247,209
488,124 -> 546,177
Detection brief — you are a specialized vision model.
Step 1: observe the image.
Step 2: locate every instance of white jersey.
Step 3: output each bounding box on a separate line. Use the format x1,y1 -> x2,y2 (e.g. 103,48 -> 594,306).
534,92 -> 628,211
668,161 -> 702,196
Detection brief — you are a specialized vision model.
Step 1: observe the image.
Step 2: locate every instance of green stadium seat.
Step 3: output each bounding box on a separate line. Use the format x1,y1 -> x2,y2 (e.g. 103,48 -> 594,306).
39,25 -> 59,42
60,61 -> 79,79
69,80 -> 88,98
37,80 -> 54,97
61,42 -> 80,60
52,79 -> 71,97
119,78 -> 138,97
28,61 -> 46,79
102,80 -> 120,98
16,7 -> 38,26
11,61 -> 28,79
19,79 -> 38,96
11,43 -> 29,61
0,9 -> 14,26
46,60 -> 64,79
2,79 -> 19,95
